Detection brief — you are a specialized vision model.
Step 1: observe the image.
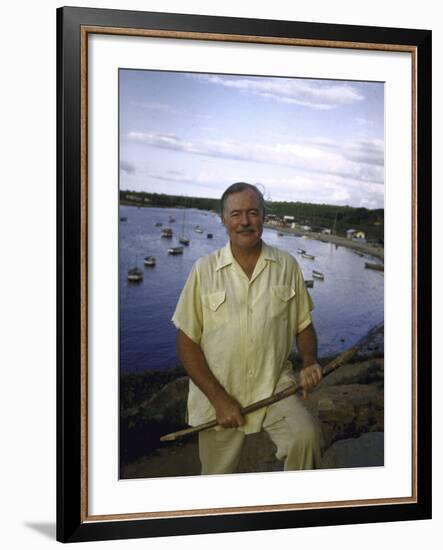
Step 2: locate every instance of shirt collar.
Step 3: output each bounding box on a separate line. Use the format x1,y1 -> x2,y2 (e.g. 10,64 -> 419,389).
215,240 -> 278,271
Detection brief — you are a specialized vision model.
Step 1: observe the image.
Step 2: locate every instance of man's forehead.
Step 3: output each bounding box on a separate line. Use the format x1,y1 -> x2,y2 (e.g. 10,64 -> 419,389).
224,189 -> 261,210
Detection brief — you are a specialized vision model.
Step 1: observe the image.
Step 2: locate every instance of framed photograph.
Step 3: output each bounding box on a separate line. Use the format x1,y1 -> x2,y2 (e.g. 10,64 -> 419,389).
57,6 -> 432,543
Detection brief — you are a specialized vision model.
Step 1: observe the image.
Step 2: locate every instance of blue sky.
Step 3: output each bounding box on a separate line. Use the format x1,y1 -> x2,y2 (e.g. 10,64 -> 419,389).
119,70 -> 384,209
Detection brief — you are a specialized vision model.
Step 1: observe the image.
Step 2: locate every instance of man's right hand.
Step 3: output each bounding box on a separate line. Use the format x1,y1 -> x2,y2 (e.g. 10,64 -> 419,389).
213,392 -> 245,428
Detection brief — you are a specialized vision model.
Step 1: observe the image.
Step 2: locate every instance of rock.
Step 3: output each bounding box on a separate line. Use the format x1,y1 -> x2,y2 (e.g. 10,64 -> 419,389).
237,431 -> 283,473
355,324 -> 384,359
316,359 -> 384,389
320,432 -> 384,469
145,377 -> 189,425
304,384 -> 384,447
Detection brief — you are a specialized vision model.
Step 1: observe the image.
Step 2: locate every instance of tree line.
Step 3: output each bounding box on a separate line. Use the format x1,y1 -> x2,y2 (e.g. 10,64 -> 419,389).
120,190 -> 384,242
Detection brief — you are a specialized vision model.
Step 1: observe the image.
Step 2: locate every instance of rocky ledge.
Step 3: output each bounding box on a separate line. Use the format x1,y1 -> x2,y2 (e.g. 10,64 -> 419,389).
120,326 -> 384,478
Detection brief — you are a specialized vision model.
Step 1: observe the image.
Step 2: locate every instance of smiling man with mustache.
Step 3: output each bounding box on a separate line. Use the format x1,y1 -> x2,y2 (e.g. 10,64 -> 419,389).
172,182 -> 322,475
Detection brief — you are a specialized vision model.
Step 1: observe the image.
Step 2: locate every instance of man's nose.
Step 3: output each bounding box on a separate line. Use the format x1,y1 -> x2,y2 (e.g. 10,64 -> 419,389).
240,212 -> 250,225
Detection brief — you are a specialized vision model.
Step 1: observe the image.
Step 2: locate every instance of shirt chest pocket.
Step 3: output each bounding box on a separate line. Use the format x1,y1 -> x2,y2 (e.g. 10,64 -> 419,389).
271,285 -> 296,319
201,290 -> 228,332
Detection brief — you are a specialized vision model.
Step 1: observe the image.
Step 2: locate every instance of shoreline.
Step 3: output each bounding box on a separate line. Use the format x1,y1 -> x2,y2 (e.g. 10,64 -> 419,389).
264,223 -> 384,261
120,202 -> 384,261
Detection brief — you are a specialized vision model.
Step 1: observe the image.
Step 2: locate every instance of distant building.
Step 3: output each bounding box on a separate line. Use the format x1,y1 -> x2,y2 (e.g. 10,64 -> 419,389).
322,228 -> 332,235
265,214 -> 282,226
302,225 -> 312,231
283,215 -> 295,224
354,230 -> 366,240
347,229 -> 366,241
126,194 -> 142,202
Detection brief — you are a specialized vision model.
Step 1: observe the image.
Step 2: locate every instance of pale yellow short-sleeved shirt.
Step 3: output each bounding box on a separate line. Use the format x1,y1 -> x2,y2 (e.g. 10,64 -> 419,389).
172,240 -> 314,434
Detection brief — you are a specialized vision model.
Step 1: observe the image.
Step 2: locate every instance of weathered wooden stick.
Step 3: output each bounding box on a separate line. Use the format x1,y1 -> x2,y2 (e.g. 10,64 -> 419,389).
160,344 -> 359,442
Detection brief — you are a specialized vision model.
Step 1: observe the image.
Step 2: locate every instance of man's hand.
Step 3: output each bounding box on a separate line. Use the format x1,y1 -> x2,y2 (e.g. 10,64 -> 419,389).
299,363 -> 322,398
213,392 -> 244,428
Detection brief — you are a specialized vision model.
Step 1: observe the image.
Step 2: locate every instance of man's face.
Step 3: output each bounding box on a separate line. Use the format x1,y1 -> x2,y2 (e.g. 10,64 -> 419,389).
222,189 -> 264,252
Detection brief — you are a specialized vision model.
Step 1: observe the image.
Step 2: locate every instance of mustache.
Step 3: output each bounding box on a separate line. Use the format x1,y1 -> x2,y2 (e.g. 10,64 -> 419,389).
236,227 -> 255,234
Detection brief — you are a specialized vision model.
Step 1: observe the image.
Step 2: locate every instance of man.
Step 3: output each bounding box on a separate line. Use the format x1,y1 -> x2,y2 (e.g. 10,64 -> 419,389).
172,182 -> 322,475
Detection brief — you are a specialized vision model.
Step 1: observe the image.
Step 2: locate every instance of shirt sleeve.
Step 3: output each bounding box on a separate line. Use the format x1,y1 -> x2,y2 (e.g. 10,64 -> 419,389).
171,262 -> 203,344
294,263 -> 314,334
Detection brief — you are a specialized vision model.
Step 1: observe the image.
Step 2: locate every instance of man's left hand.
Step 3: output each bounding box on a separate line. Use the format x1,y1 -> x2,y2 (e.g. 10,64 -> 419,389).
299,363 -> 322,398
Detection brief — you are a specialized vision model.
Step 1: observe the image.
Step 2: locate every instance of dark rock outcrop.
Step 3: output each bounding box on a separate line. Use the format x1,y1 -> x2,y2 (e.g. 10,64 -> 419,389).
320,432 -> 384,469
121,338 -> 385,476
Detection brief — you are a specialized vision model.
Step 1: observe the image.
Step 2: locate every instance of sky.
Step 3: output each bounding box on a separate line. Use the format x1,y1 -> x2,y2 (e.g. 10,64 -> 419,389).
119,70 -> 384,209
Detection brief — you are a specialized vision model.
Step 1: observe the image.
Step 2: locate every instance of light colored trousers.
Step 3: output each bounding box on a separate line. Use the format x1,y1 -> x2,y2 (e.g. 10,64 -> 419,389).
198,393 -> 322,475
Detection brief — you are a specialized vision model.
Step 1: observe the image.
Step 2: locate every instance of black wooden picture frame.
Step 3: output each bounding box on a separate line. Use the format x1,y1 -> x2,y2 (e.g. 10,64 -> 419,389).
57,6 -> 432,543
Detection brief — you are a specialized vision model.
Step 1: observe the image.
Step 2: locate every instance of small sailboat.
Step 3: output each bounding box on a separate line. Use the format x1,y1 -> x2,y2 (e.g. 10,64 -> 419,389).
178,204 -> 190,245
168,246 -> 184,255
144,256 -> 156,267
312,270 -> 325,280
297,248 -> 306,254
365,262 -> 384,272
127,267 -> 143,282
161,228 -> 173,238
302,252 -> 315,260
194,225 -> 203,233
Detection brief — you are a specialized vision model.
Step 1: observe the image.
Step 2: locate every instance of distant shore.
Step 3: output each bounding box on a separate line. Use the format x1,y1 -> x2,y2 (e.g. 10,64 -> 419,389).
265,224 -> 384,261
120,201 -> 384,261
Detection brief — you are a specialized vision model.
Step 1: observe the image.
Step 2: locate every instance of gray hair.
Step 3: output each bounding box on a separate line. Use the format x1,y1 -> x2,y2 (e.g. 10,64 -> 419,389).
220,182 -> 266,219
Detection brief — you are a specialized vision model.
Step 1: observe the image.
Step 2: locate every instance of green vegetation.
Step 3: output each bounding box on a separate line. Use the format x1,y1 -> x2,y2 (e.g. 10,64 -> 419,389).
266,201 -> 384,242
120,190 -> 384,242
120,190 -> 218,212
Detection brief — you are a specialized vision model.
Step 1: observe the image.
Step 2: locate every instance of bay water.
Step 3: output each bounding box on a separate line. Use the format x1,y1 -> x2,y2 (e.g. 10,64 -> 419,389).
119,205 -> 384,373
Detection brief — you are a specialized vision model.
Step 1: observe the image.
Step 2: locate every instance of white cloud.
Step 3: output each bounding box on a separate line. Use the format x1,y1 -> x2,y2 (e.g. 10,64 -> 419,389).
193,75 -> 365,110
132,100 -> 211,120
127,131 -> 384,185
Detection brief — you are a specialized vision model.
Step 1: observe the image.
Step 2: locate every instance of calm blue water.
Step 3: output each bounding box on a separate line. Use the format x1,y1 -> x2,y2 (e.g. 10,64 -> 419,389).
119,205 -> 384,373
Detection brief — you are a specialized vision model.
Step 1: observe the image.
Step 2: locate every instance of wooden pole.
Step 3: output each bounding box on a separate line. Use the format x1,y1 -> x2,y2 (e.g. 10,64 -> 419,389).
160,344 -> 359,442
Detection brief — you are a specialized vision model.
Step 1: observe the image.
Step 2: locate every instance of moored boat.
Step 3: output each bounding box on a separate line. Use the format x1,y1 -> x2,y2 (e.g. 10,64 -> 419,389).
127,267 -> 143,282
161,228 -> 173,238
144,256 -> 156,267
178,204 -> 190,245
297,248 -> 306,254
206,233 -> 213,239
305,279 -> 314,288
168,246 -> 184,255
365,262 -> 384,271
302,252 -> 315,260
120,216 -> 127,222
312,270 -> 325,280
